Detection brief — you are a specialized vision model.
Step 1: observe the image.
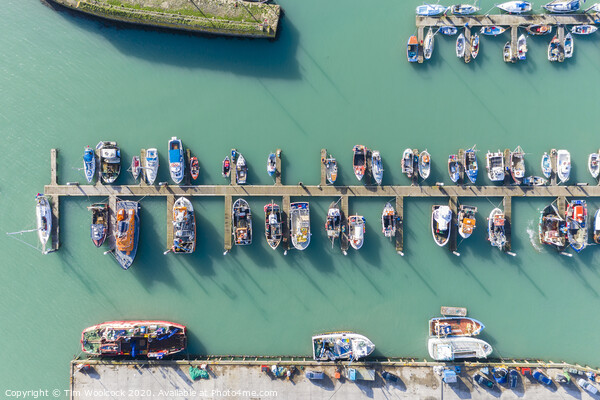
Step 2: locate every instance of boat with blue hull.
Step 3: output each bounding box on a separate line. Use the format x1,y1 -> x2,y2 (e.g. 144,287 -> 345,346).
114,200 -> 140,270
464,147 -> 478,184
83,146 -> 96,183
168,137 -> 184,184
407,36 -> 419,63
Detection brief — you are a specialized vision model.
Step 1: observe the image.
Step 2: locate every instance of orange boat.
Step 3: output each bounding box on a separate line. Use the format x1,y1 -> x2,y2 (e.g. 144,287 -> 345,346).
407,35 -> 419,62
429,317 -> 485,337
114,201 -> 140,269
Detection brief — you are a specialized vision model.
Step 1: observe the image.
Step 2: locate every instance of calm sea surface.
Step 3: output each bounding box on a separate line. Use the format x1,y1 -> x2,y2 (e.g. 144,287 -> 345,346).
2,0 -> 600,392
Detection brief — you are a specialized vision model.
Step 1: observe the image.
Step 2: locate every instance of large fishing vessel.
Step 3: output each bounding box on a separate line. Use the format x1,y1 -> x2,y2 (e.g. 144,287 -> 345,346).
232,198 -> 252,245
168,137 -> 184,184
170,197 -> 196,254
114,201 -> 140,269
290,202 -> 310,250
312,332 -> 375,361
81,320 -> 187,359
264,202 -> 282,250
428,337 -> 493,361
97,141 -> 121,184
88,203 -> 108,247
539,203 -> 567,251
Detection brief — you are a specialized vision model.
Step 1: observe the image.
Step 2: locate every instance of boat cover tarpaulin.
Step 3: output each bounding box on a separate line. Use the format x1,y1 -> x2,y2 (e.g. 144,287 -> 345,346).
169,149 -> 181,163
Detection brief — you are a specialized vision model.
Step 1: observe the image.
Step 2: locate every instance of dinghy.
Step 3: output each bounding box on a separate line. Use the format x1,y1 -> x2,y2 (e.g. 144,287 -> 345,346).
312,332 -> 375,361
96,141 -> 121,184
371,150 -> 383,185
236,153 -> 248,184
439,26 -> 458,35
481,26 -> 507,36
571,25 -> 598,35
264,202 -> 283,250
432,205 -> 452,247
168,137 -> 184,184
450,4 -> 480,14
267,152 -> 276,177
232,198 -> 252,245
566,200 -> 588,253
381,202 -> 397,239
522,176 -> 547,186
517,34 -> 528,60
486,150 -> 505,181
594,209 -> 600,244
114,200 -> 140,269
588,152 -> 600,178
290,202 -> 310,250
424,28 -> 435,60
488,208 -> 507,251
497,1 -> 532,13
352,145 -> 367,181
539,203 -> 568,251
88,203 -> 108,248
402,148 -> 415,178
36,194 -> 52,254
143,148 -> 159,185
83,146 -> 96,183
348,215 -> 366,250
325,155 -> 338,184
170,197 -> 196,254
407,35 -> 419,63
428,337 -> 493,361
325,202 -> 342,247
456,33 -> 466,58
541,152 -> 552,178
448,154 -> 460,183
543,0 -> 582,13
458,205 -> 477,239
416,4 -> 447,15
131,156 -> 141,180
419,150 -> 431,179
510,146 -> 525,184
190,156 -> 199,180
556,149 -> 571,183
429,316 -> 484,337
470,34 -> 480,59
503,41 -> 513,62
527,24 -> 552,35
222,156 -> 231,178
464,147 -> 478,184
564,33 -> 574,58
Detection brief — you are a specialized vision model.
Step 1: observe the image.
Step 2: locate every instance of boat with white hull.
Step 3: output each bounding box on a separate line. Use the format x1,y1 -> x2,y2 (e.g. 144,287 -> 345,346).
428,337 -> 493,361
313,332 -> 375,361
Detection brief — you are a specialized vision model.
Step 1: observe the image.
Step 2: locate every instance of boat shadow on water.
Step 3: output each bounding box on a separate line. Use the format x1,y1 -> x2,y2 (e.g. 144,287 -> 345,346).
42,0 -> 301,80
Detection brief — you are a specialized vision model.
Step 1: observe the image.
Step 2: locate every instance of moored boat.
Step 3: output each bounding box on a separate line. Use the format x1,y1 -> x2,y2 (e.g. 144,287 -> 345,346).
290,202 -> 310,250
486,150 -> 505,182
407,35 -> 419,63
131,156 -> 141,180
170,197 -> 196,254
428,337 -> 493,361
371,150 -> 383,185
236,153 -> 248,184
96,141 -> 121,184
458,205 -> 477,239
402,148 -> 414,178
556,149 -> 571,183
325,155 -> 338,184
571,25 -> 598,35
143,148 -> 159,185
589,152 -> 600,178
419,150 -> 431,179
424,27 -> 435,60
382,202 -> 397,238
416,4 -> 447,15
190,156 -> 199,180
456,33 -> 466,58
429,317 -> 484,337
267,152 -> 276,177
114,200 -> 140,269
81,320 -> 187,358
471,34 -> 480,59
566,200 -> 587,252
222,156 -> 231,178
36,194 -> 52,254
348,215 -> 366,250
168,137 -> 184,184
83,146 -> 96,183
312,332 -> 375,361
448,154 -> 460,183
497,1 -> 532,13
523,176 -> 547,186
481,26 -> 506,35
352,145 -> 367,181
325,202 -> 342,247
517,34 -> 528,60
503,41 -> 513,62
527,24 -> 552,35
548,35 -> 562,62
488,208 -> 507,251
88,203 -> 108,248
564,32 -> 574,58
541,152 -> 552,178
439,26 -> 458,35
464,147 -> 478,184
543,0 -> 582,13
264,202 -> 283,250
450,4 -> 480,14
432,205 -> 452,247
594,209 -> 600,244
510,146 -> 525,184
232,198 -> 252,245
539,203 -> 567,251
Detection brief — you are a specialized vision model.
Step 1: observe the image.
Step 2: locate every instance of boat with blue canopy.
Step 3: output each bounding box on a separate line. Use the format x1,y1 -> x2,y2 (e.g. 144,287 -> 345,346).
168,137 -> 184,184
83,146 -> 95,183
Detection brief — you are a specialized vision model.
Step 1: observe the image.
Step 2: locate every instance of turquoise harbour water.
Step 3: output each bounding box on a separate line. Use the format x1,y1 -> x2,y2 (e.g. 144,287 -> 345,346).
2,0 -> 600,393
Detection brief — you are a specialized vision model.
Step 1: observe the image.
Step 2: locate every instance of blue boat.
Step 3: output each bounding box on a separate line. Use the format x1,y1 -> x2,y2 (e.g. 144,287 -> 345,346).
168,136 -> 185,184
83,146 -> 96,183
464,147 -> 478,184
407,35 -> 419,63
493,367 -> 508,384
543,0 -> 581,13
438,26 -> 458,35
480,26 -> 507,36
416,4 -> 447,15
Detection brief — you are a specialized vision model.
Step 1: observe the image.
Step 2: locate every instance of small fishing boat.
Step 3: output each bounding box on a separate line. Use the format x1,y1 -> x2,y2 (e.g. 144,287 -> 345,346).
81,320 -> 187,358
503,41 -> 513,62
267,152 -> 276,177
526,24 -> 552,35
594,209 -> 600,244
114,200 -> 140,270
439,26 -> 458,35
325,203 -> 342,247
486,150 -> 505,182
352,145 -> 367,181
131,156 -> 141,180
543,0 -> 582,13
493,368 -> 509,384
424,28 -> 435,60
471,34 -> 480,59
488,208 -> 507,251
381,202 -> 397,239
170,197 -> 196,254
222,156 -> 231,178
539,203 -> 568,251
348,215 -> 366,250
566,200 -> 588,252
143,148 -> 159,185
464,147 -> 478,184
571,25 -> 598,35
232,198 -> 252,246
428,337 -> 493,361
480,26 -> 507,36
448,155 -> 460,183
190,156 -> 199,180
36,194 -> 52,254
432,205 -> 452,247
456,33 -> 466,58
548,35 -> 562,62
168,137 -> 184,184
325,155 -> 338,184
510,146 -> 525,184
419,150 -> 431,180
564,32 -> 574,58
588,153 -> 600,178
402,148 -> 414,178
407,35 -> 419,63
517,34 -> 528,60
541,152 -> 552,178
290,202 -> 310,250
312,332 -> 375,361
83,146 -> 96,183
450,4 -> 479,15
458,205 -> 477,239
556,149 -> 571,183
416,4 -> 447,15
96,141 -> 121,184
371,150 -> 383,185
522,176 -> 547,186
429,317 -> 484,337
497,1 -> 533,13
236,153 -> 248,184
264,202 -> 283,250
88,203 -> 108,247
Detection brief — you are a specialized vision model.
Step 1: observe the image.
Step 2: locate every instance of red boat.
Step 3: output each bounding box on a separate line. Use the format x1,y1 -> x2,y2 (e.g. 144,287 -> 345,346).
81,320 -> 187,359
190,156 -> 199,180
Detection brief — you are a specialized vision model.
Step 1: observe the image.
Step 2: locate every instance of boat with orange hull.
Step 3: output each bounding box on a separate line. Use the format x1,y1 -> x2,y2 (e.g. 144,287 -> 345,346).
114,201 -> 140,269
81,320 -> 186,359
429,317 -> 485,337
190,156 -> 200,180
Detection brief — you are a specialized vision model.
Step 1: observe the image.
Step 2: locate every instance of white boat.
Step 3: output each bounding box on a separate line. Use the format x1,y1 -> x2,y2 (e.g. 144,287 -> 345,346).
497,1 -> 532,13
450,4 -> 480,14
470,34 -> 480,59
543,0 -> 582,13
402,148 -> 414,178
325,203 -> 342,247
419,150 -> 431,179
503,41 -> 513,63
424,27 -> 435,60
541,152 -> 552,178
371,150 -> 383,185
36,194 -> 52,254
458,205 -> 477,239
517,34 -> 528,60
290,202 -> 310,250
416,4 -> 447,15
523,176 -> 547,186
325,156 -> 337,184
171,197 -> 196,254
232,198 -> 252,245
594,209 -> 600,244
236,153 -> 248,184
168,137 -> 184,184
313,332 -> 375,361
510,145 -> 525,184
382,202 -> 396,238
564,32 -> 574,58
488,208 -> 507,251
96,141 -> 121,184
486,150 -> 505,181
548,35 -> 562,62
456,33 -> 466,58
557,149 -> 571,183
439,26 -> 458,35
349,215 -> 366,250
131,156 -> 141,180
428,337 -> 493,361
83,146 -> 96,183
432,205 -> 452,247
589,153 -> 600,178
267,153 -> 276,177
571,25 -> 598,35
448,154 -> 460,183
143,148 -> 159,185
